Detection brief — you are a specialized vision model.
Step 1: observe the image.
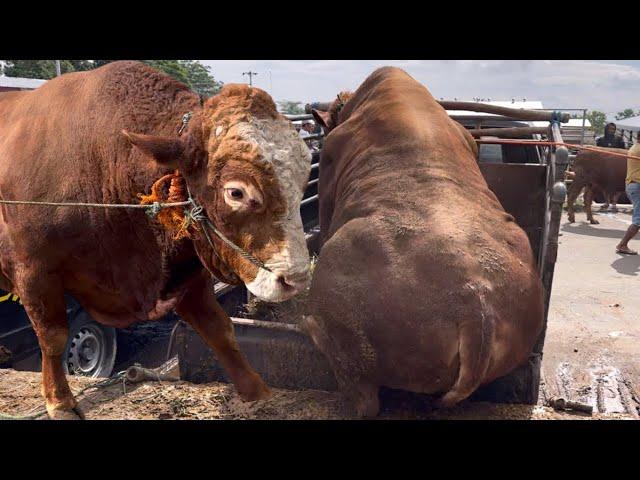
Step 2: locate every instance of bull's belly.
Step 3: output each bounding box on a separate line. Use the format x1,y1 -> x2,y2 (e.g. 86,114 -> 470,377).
66,276 -> 182,329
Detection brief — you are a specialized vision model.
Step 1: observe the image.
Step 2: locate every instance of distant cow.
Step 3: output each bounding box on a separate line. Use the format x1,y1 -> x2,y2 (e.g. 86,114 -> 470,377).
303,67 -> 544,417
0,61 -> 311,419
566,148 -> 628,224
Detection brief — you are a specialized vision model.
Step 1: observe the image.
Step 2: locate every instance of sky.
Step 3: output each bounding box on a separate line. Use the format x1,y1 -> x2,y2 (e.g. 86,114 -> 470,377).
200,60 -> 640,116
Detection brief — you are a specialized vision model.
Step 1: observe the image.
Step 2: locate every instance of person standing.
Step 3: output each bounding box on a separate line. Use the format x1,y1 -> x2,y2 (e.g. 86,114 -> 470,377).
597,122 -> 626,148
596,123 -> 627,212
615,143 -> 640,254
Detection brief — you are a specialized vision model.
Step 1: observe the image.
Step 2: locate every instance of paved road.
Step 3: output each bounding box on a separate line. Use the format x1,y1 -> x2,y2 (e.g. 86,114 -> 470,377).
541,204 -> 640,417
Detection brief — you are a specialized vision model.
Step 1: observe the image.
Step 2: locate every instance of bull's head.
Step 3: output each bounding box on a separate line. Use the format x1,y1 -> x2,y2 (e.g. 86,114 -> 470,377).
123,84 -> 312,302
310,91 -> 354,134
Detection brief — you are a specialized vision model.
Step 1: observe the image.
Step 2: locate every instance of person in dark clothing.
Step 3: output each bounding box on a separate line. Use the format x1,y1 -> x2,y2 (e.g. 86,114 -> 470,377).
595,123 -> 627,211
597,122 -> 626,148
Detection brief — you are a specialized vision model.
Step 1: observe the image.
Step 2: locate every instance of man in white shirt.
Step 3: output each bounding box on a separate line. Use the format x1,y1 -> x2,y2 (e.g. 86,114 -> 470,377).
299,120 -> 315,138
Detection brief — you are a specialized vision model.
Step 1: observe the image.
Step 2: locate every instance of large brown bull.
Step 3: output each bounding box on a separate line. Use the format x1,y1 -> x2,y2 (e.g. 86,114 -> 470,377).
303,67 -> 544,417
566,148 -> 628,224
0,61 -> 311,419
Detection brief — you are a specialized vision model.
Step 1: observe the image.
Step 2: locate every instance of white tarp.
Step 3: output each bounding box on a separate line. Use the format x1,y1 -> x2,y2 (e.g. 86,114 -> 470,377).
613,115 -> 640,133
0,76 -> 46,89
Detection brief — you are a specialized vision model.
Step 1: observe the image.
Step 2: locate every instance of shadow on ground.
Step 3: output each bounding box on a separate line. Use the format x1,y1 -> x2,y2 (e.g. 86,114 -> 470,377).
562,222 -> 625,239
611,255 -> 640,276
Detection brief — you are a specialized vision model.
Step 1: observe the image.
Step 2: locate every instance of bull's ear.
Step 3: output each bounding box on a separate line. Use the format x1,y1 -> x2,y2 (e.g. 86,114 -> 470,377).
122,130 -> 185,168
311,109 -> 334,133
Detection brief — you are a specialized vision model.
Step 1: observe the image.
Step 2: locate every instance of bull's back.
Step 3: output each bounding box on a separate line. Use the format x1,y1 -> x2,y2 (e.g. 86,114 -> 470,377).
574,149 -> 628,189
311,71 -> 543,392
311,194 -> 543,391
0,62 -> 199,316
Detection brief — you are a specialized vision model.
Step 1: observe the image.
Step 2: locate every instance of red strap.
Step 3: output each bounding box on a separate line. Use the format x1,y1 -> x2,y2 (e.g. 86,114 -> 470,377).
474,138 -> 640,161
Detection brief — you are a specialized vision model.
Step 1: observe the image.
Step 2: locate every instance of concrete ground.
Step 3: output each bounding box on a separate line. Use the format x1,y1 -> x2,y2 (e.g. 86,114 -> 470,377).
540,204 -> 640,417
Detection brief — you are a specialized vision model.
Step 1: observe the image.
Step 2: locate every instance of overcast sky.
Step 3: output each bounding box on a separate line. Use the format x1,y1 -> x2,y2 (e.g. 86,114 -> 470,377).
200,60 -> 640,116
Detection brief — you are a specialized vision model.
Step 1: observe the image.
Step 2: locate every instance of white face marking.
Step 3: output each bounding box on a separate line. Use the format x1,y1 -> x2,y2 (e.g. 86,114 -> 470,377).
232,118 -> 312,302
215,126 -> 224,137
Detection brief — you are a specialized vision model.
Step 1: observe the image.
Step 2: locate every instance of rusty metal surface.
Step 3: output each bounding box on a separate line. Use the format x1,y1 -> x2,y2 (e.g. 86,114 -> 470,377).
479,163 -> 547,259
177,319 -> 338,391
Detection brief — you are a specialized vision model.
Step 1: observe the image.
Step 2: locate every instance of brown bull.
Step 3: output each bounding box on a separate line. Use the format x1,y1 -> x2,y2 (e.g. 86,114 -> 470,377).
566,148 -> 628,224
0,61 -> 311,419
303,67 -> 544,417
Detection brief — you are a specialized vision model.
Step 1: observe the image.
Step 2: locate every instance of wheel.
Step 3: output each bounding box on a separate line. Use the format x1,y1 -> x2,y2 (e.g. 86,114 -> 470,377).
63,310 -> 117,378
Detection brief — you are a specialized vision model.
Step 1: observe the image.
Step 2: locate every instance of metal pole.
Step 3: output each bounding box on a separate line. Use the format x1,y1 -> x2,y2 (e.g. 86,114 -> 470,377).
242,71 -> 258,87
581,109 -> 586,145
55,60 -> 61,77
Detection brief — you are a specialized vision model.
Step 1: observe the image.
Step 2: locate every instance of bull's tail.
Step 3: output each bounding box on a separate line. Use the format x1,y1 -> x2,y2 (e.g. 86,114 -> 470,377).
439,291 -> 495,408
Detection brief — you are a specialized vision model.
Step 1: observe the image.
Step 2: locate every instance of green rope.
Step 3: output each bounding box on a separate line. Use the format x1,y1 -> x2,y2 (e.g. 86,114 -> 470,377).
0,199 -> 191,218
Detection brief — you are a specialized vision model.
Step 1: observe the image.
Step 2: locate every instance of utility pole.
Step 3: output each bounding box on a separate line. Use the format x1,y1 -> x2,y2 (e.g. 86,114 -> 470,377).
55,60 -> 61,77
242,71 -> 258,87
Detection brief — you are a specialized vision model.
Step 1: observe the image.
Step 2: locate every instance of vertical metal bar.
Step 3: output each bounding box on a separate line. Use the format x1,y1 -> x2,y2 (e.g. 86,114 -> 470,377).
535,122 -> 568,353
55,60 -> 61,77
581,109 -> 586,145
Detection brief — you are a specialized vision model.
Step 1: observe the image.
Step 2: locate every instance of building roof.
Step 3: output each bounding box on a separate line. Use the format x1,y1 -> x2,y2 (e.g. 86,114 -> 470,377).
612,115 -> 640,132
0,76 -> 47,90
562,118 -> 592,128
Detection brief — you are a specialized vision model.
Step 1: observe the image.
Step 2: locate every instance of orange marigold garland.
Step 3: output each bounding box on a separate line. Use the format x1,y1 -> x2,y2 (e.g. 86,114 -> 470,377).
138,170 -> 198,240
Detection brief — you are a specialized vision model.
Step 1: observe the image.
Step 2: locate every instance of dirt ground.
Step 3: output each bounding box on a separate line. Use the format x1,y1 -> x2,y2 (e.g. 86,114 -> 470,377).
1,205 -> 638,420
0,368 -> 633,420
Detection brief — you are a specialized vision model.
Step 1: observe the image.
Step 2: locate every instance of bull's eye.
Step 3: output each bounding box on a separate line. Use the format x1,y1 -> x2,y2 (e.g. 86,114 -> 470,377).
223,181 -> 263,211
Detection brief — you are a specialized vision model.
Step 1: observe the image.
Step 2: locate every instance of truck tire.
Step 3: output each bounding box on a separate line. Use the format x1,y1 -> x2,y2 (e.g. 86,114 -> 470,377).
63,309 -> 117,378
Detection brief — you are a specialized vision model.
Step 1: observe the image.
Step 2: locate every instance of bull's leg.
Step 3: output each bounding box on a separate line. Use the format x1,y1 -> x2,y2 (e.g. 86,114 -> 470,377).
610,192 -> 621,213
15,271 -> 82,420
566,178 -> 586,223
303,314 -> 380,417
584,187 -> 599,224
343,382 -> 380,418
176,272 -> 271,401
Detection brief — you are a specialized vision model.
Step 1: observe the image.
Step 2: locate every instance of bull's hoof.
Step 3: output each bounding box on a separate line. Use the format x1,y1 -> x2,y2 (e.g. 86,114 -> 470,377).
236,373 -> 272,402
346,383 -> 380,418
590,219 -> 600,225
599,205 -> 609,211
567,216 -> 575,223
47,405 -> 85,420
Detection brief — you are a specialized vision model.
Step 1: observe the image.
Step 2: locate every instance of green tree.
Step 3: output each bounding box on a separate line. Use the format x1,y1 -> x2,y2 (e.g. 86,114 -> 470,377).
587,110 -> 607,136
180,60 -> 223,98
277,101 -> 304,115
2,60 -> 74,79
1,59 -> 224,99
142,60 -> 190,86
615,108 -> 637,120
